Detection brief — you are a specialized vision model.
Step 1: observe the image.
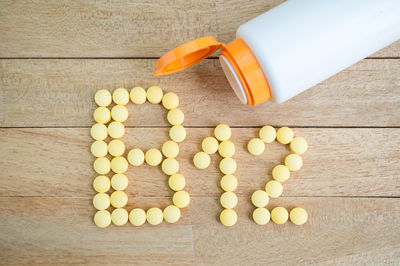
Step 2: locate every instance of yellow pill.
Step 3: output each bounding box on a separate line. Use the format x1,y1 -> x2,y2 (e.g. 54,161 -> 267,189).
265,180 -> 283,198
111,156 -> 128,174
193,152 -> 210,169
259,125 -> 276,143
162,92 -> 179,110
107,139 -> 125,157
145,149 -> 162,166
91,123 -> 108,141
127,148 -> 145,166
272,165 -> 290,182
271,206 -> 289,224
252,207 -> 270,225
111,208 -> 128,226
162,140 -> 179,158
219,157 -> 237,175
146,207 -> 163,225
94,210 -> 111,228
129,208 -> 146,226
111,173 -> 128,190
290,137 -> 308,154
220,174 -> 238,192
214,124 -> 231,141
108,121 -> 125,139
276,127 -> 294,144
201,136 -> 219,154
93,107 -> 111,124
93,157 -> 111,175
93,175 -> 110,193
220,191 -> 238,209
220,208 -> 237,227
247,138 -> 265,155
251,190 -> 269,207
130,86 -> 146,104
110,190 -> 128,208
169,125 -> 186,142
168,174 -> 186,191
285,154 -> 303,171
112,88 -> 129,105
93,193 -> 110,210
218,140 -> 235,158
111,105 -> 128,122
91,140 -> 108,157
167,108 -> 184,125
146,86 -> 163,104
94,89 -> 112,107
290,207 -> 308,225
162,158 -> 180,175
163,205 -> 181,223
173,190 -> 190,208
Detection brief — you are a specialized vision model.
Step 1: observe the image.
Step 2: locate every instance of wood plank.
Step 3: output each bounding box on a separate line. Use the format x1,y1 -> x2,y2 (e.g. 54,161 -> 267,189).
0,0 -> 398,58
1,59 -> 399,127
1,128 -> 399,197
0,196 -> 398,264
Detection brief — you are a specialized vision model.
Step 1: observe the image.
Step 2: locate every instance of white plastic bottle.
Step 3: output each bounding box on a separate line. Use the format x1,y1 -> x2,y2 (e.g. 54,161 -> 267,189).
155,0 -> 400,105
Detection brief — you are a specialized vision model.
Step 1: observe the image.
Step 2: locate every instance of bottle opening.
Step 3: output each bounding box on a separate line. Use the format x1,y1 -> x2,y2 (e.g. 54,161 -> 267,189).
219,55 -> 248,104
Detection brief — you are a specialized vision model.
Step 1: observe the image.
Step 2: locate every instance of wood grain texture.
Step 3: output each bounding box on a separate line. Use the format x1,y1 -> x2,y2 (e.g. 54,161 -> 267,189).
1,59 -> 400,127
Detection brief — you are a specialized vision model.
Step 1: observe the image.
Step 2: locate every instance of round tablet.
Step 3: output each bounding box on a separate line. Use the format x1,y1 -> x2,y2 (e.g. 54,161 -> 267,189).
146,86 -> 163,104
146,207 -> 163,225
265,180 -> 283,198
193,152 -> 210,169
162,158 -> 179,175
271,207 -> 289,224
290,207 -> 308,225
201,137 -> 219,154
127,148 -> 145,166
251,190 -> 269,207
111,173 -> 128,190
218,140 -> 235,158
93,107 -> 111,124
93,175 -> 110,193
108,139 -> 125,157
130,86 -> 146,104
220,209 -> 237,227
162,140 -> 179,158
276,127 -> 294,144
253,207 -> 270,225
111,105 -> 128,122
220,191 -> 238,209
129,208 -> 146,226
110,190 -> 128,208
107,121 -> 125,139
259,125 -> 276,143
94,210 -> 111,228
167,108 -> 184,126
111,156 -> 128,174
290,137 -> 308,154
91,140 -> 108,157
93,193 -> 110,210
91,123 -> 108,141
219,157 -> 237,175
162,92 -> 179,110
111,208 -> 128,226
93,157 -> 111,175
247,138 -> 265,155
94,89 -> 112,107
168,174 -> 186,191
145,149 -> 162,166
173,190 -> 190,208
272,165 -> 290,182
285,154 -> 303,171
112,88 -> 129,105
169,125 -> 186,142
214,124 -> 231,141
163,205 -> 181,223
220,175 -> 238,192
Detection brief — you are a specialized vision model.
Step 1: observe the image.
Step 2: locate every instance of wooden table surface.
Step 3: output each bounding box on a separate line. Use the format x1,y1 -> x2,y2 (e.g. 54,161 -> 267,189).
1,1 -> 399,265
